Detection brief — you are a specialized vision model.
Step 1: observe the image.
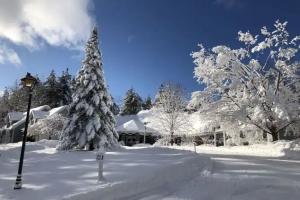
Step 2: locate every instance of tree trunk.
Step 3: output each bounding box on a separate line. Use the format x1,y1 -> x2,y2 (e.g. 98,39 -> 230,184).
86,140 -> 95,151
170,131 -> 174,146
269,126 -> 278,142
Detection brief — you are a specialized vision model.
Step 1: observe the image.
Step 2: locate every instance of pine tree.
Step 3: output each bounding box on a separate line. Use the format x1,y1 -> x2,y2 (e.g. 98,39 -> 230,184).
58,68 -> 73,105
0,88 -> 11,127
32,75 -> 47,108
142,96 -> 152,110
1,88 -> 10,108
8,81 -> 28,112
44,70 -> 61,108
57,27 -> 118,150
121,88 -> 142,115
110,95 -> 120,115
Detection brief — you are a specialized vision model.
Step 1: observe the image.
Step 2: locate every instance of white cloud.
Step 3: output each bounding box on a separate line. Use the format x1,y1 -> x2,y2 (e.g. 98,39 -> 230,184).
0,44 -> 22,65
0,0 -> 94,65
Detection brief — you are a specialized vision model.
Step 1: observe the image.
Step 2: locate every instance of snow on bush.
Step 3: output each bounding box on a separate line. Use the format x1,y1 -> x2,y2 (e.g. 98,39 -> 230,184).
28,114 -> 66,139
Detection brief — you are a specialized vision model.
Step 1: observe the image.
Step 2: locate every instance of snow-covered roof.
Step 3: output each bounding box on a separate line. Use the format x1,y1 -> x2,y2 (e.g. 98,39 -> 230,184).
7,105 -> 52,130
116,118 -> 157,134
32,110 -> 49,120
29,105 -> 51,113
49,106 -> 67,116
7,112 -> 24,122
115,115 -> 138,127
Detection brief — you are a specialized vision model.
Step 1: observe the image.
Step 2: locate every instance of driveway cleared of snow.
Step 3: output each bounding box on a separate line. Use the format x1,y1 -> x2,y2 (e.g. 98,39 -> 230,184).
0,141 -> 210,200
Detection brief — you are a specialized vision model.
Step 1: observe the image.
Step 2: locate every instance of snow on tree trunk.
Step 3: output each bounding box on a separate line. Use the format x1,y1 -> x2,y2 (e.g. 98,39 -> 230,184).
57,27 -> 118,150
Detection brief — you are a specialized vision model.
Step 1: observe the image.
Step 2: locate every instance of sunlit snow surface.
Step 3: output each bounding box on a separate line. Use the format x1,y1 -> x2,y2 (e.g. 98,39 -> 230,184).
0,140 -> 207,200
1,140 -> 300,200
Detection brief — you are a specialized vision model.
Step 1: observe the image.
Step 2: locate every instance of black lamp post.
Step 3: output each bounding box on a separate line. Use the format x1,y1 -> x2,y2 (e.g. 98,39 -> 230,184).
14,73 -> 37,190
143,121 -> 149,144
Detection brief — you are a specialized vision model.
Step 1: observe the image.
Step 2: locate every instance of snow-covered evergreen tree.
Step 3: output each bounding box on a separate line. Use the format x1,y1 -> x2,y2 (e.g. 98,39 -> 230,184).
121,88 -> 142,115
0,88 -> 10,127
8,80 -> 28,111
57,27 -> 118,150
31,75 -> 47,108
44,70 -> 61,108
142,96 -> 152,110
110,95 -> 120,115
58,68 -> 73,105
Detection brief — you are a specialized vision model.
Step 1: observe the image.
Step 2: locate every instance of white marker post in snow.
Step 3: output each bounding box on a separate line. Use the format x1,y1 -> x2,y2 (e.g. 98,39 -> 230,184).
96,149 -> 105,182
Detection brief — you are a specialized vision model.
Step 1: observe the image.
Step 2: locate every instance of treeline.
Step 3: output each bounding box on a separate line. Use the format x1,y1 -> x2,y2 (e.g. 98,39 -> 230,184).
120,88 -> 152,116
0,69 -> 73,127
0,68 -> 180,127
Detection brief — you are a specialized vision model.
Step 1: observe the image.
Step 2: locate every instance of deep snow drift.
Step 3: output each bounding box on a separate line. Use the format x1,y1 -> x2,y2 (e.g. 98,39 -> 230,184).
0,140 -> 209,200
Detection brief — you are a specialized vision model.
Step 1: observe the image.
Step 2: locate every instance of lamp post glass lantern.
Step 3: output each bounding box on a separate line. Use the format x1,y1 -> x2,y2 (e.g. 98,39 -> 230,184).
14,73 -> 37,190
21,73 -> 37,88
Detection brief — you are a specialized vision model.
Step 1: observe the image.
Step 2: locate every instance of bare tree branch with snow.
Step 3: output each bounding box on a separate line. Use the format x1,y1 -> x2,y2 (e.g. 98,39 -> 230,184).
154,82 -> 191,145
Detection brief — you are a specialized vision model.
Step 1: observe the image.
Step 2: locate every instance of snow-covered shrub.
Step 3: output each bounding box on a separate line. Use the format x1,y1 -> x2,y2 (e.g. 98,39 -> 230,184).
28,114 -> 66,140
119,140 -> 125,146
153,136 -> 172,146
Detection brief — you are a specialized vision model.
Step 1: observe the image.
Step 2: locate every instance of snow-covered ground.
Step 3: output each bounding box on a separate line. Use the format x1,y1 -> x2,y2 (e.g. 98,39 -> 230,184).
1,140 -> 300,200
140,153 -> 300,200
0,140 -> 209,200
140,141 -> 300,200
172,139 -> 300,159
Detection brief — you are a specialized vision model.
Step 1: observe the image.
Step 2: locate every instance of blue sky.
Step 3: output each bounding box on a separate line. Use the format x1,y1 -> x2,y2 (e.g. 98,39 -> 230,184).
0,0 -> 299,102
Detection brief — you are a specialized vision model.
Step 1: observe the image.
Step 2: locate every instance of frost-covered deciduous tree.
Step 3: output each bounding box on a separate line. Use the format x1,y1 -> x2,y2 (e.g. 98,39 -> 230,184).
154,84 -> 165,105
186,91 -> 202,112
57,27 -> 118,150
121,88 -> 142,115
154,82 -> 189,145
192,20 -> 300,141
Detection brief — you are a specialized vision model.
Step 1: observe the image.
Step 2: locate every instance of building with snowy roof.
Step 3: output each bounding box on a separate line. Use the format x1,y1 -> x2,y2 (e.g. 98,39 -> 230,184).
6,112 -> 24,127
116,117 -> 159,146
0,105 -> 67,144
